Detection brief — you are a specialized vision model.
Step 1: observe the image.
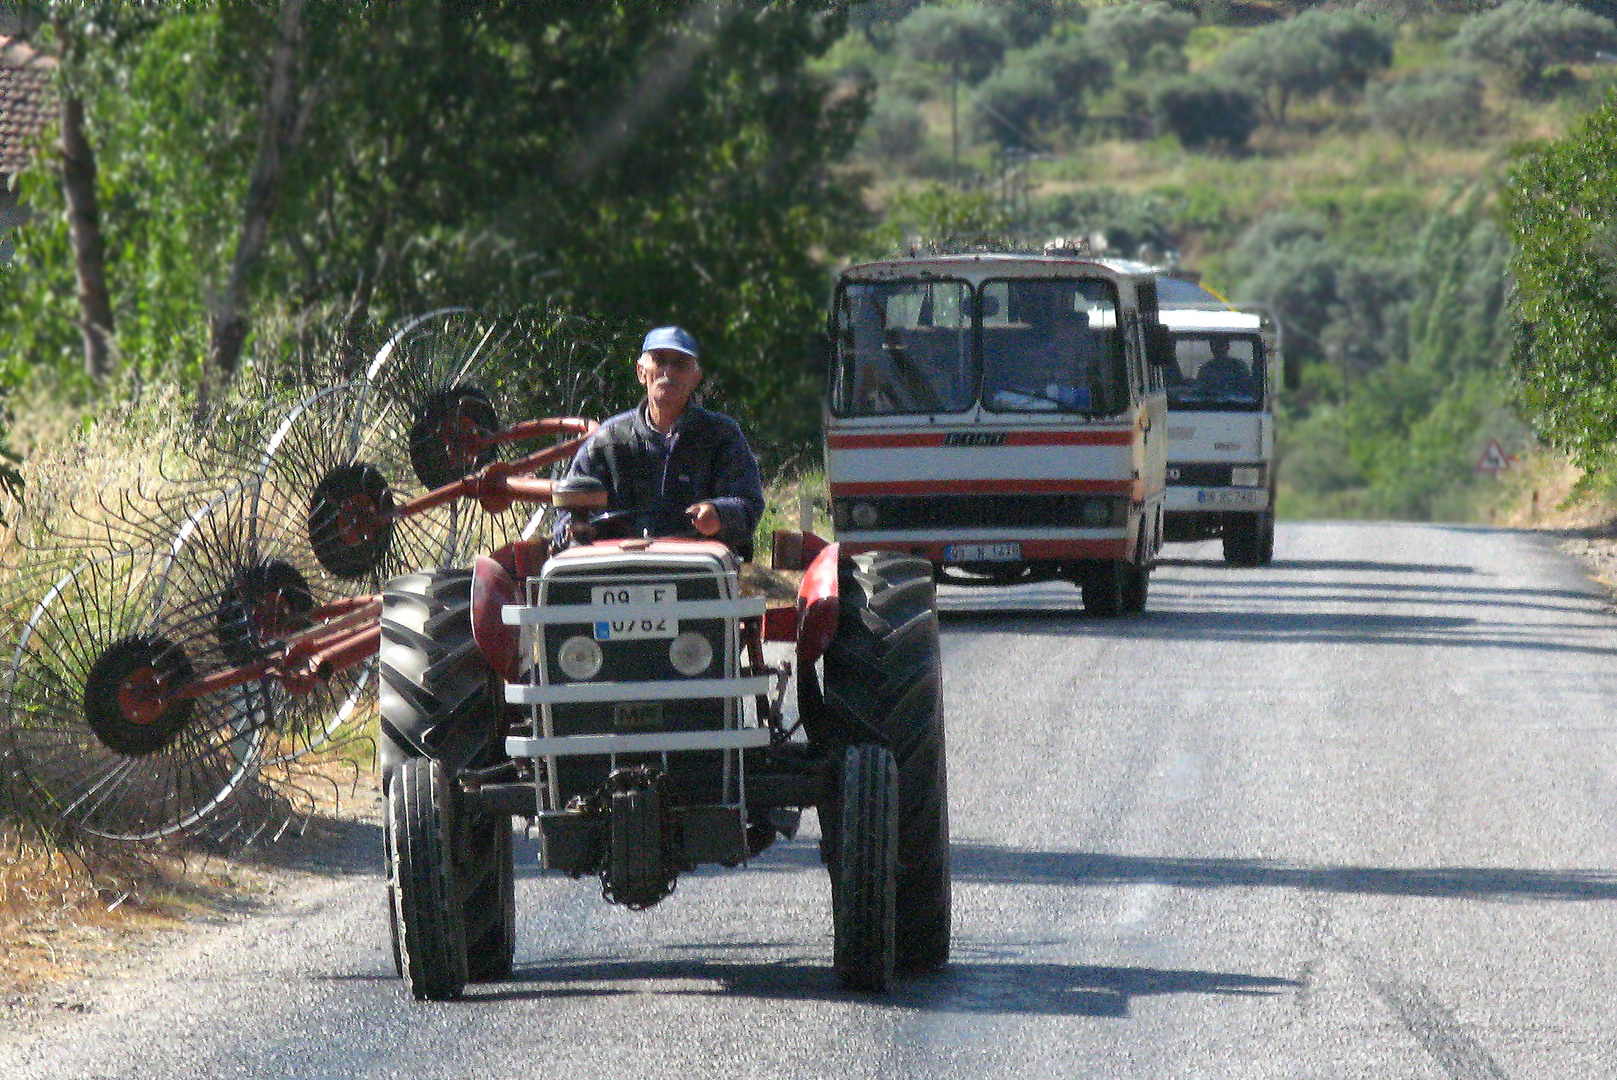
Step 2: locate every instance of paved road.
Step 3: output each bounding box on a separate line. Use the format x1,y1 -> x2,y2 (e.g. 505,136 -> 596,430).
6,521 -> 1617,1079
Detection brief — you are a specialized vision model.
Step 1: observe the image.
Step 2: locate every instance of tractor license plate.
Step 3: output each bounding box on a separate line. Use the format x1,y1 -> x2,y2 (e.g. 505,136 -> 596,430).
592,583 -> 677,640
945,543 -> 1021,562
613,701 -> 663,731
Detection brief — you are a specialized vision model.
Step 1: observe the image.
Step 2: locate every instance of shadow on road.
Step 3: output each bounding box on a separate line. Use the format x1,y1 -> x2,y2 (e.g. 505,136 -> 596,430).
476,955 -> 1295,1017
947,843 -> 1617,900
935,605 -> 1617,657
1157,558 -> 1479,575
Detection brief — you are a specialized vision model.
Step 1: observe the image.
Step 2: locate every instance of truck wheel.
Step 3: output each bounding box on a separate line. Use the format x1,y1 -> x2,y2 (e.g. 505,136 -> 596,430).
1223,513 -> 1263,566
1081,561 -> 1126,616
1258,511 -> 1275,565
823,552 -> 950,973
833,744 -> 897,993
1121,563 -> 1149,614
462,811 -> 515,981
388,756 -> 469,1001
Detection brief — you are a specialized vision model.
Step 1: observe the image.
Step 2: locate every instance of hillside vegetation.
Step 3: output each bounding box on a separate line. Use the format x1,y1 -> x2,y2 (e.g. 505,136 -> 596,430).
827,0 -> 1617,521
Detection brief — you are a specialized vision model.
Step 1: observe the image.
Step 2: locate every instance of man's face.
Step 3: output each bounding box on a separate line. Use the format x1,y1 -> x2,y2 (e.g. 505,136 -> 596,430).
638,349 -> 702,411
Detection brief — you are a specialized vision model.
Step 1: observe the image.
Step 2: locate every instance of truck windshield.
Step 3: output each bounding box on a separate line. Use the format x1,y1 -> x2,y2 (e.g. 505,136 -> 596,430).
830,280 -> 976,416
1167,333 -> 1264,410
980,278 -> 1127,416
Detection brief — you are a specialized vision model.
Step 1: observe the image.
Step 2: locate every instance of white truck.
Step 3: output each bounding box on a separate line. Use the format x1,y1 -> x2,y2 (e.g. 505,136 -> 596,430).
823,251 -> 1173,614
1157,305 -> 1280,565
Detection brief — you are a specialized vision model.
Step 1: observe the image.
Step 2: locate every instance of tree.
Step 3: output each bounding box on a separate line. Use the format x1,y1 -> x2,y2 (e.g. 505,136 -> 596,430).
1149,76 -> 1259,152
1087,2 -> 1195,75
1504,97 -> 1617,467
0,1 -> 872,458
1217,10 -> 1394,124
1365,64 -> 1488,144
894,1 -> 1006,84
973,34 -> 1111,146
1449,0 -> 1617,90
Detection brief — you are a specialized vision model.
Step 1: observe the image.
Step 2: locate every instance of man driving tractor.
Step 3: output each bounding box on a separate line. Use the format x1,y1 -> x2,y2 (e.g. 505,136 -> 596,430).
554,325 -> 765,557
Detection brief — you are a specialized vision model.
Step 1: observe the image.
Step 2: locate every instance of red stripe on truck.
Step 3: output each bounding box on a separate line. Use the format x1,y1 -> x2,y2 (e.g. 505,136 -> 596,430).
828,478 -> 1132,496
826,429 -> 1133,449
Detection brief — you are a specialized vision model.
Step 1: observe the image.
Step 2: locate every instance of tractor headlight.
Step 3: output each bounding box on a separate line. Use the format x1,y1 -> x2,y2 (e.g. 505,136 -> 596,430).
556,634 -> 603,680
668,631 -> 714,676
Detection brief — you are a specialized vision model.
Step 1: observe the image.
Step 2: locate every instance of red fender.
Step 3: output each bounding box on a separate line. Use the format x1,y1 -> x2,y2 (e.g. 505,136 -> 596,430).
471,554 -> 521,682
795,542 -> 841,668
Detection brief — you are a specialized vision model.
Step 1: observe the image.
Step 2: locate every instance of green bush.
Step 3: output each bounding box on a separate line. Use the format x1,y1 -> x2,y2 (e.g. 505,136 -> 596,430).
1217,10 -> 1395,123
1365,64 -> 1488,142
895,1 -> 1007,83
1149,76 -> 1261,151
1449,0 -> 1617,90
1088,2 -> 1197,74
865,91 -> 926,160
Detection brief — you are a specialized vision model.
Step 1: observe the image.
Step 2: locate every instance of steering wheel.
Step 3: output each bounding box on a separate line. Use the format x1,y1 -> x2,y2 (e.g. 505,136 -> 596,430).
585,507 -> 706,542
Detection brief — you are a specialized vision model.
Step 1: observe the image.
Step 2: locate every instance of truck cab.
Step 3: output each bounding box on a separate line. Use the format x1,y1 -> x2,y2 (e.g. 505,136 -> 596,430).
823,252 -> 1173,615
1158,306 -> 1280,565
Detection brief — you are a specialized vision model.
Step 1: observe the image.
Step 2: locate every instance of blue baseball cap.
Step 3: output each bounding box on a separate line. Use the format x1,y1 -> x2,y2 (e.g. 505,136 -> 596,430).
640,325 -> 699,359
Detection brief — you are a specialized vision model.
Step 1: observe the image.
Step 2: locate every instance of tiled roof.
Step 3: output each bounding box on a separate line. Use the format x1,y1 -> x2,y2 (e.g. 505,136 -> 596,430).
0,37 -> 56,176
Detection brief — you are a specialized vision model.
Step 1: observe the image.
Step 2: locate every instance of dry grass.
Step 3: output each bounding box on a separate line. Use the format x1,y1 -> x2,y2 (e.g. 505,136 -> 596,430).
0,825 -> 257,1003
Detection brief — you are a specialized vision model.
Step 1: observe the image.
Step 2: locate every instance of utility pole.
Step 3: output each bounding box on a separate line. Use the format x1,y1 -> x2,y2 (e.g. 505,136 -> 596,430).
950,60 -> 959,189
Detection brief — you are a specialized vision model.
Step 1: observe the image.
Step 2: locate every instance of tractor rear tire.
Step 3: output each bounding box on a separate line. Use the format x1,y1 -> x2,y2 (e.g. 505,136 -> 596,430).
833,744 -> 897,993
379,569 -> 500,775
462,812 -> 515,982
823,551 -> 950,973
388,756 -> 468,1001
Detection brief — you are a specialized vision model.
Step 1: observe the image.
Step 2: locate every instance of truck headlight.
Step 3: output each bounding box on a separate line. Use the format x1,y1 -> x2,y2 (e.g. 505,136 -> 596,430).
556,635 -> 603,680
1231,466 -> 1264,487
850,502 -> 878,528
668,631 -> 714,676
1081,498 -> 1116,527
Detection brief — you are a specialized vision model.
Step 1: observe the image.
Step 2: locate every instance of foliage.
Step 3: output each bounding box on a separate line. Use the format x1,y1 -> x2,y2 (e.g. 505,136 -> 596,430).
1087,2 -> 1196,75
1036,186 -> 1177,259
869,181 -> 1012,253
893,1 -> 1007,83
1149,76 -> 1260,151
972,35 -> 1111,147
0,1 -> 872,464
1365,63 -> 1488,143
1216,10 -> 1395,123
1504,96 -> 1617,467
1449,0 -> 1617,90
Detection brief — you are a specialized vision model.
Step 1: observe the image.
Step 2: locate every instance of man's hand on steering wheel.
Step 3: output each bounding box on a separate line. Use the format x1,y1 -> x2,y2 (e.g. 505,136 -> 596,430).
686,502 -> 723,537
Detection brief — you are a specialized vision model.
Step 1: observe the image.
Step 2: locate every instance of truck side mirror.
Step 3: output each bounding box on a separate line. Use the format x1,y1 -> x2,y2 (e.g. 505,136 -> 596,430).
807,330 -> 830,376
1147,322 -> 1176,367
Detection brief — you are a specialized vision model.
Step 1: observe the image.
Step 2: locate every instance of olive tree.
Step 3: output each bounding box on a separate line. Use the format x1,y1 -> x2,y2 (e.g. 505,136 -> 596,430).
1449,0 -> 1617,90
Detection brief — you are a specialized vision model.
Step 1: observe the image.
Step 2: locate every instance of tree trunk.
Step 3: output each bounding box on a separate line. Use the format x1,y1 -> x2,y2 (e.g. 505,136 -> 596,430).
60,93 -> 113,382
207,0 -> 305,382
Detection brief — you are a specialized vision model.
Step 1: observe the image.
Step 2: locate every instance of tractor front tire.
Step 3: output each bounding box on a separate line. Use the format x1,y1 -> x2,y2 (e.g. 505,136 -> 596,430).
832,744 -> 898,993
388,756 -> 468,1001
823,551 -> 950,973
462,810 -> 515,982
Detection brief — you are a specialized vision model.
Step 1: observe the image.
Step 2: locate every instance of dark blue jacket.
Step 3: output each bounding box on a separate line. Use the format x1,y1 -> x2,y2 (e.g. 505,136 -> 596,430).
554,402 -> 765,557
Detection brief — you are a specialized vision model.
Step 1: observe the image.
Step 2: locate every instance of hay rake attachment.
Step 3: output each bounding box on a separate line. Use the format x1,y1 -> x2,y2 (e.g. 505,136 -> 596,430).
1,310 -> 604,842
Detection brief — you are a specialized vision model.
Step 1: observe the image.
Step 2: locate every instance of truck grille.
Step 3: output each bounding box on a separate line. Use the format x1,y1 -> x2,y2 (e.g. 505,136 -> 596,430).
832,493 -> 1128,531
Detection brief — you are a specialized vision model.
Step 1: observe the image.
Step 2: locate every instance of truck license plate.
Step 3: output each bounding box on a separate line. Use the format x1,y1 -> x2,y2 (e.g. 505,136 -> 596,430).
592,583 -> 677,640
945,543 -> 1022,562
1196,489 -> 1262,508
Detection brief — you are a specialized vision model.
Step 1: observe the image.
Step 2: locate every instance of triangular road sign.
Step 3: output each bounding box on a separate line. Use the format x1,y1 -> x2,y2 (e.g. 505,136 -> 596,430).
1475,439 -> 1512,474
